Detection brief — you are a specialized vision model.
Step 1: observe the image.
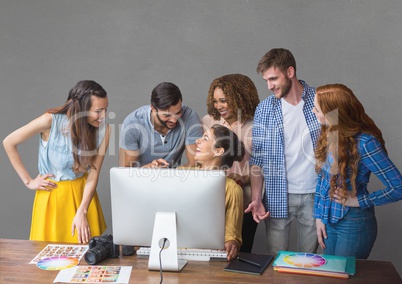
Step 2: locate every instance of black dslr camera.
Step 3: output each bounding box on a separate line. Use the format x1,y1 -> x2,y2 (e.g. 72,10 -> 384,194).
84,234 -> 119,265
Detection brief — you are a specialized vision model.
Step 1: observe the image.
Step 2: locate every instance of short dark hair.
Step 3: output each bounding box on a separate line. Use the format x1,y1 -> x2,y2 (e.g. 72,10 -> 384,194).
151,82 -> 182,109
256,48 -> 297,75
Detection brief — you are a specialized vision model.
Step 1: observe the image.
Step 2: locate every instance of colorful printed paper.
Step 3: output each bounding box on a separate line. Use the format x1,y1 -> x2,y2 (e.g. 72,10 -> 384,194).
53,266 -> 132,283
30,244 -> 88,264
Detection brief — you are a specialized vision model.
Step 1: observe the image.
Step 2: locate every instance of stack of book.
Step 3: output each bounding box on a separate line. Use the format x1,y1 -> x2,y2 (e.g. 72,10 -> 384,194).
272,251 -> 356,279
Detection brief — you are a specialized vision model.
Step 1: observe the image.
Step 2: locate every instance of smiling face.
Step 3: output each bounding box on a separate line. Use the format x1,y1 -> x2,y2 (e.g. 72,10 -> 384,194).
213,87 -> 236,124
151,100 -> 183,130
194,128 -> 223,168
312,95 -> 327,125
87,95 -> 109,127
261,66 -> 292,99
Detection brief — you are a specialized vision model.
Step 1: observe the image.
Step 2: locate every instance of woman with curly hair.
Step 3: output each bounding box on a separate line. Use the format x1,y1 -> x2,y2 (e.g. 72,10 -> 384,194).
313,83 -> 402,258
202,74 -> 260,253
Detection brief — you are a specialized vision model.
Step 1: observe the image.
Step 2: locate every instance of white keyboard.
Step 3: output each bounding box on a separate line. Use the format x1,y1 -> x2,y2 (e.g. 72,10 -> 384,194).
136,247 -> 227,261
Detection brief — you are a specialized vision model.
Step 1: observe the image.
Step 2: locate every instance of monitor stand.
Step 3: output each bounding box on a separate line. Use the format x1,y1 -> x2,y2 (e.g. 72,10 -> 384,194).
148,212 -> 188,272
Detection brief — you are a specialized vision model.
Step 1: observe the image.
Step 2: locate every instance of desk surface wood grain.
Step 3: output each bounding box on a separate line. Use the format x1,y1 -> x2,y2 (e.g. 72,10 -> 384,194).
1,239 -> 401,284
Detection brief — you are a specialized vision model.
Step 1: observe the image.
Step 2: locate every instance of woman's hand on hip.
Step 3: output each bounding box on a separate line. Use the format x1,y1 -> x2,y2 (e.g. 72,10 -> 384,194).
27,173 -> 57,191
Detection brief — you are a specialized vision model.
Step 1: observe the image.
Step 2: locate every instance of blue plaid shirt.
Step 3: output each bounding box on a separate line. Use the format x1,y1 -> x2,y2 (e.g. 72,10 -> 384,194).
314,133 -> 402,224
250,81 -> 320,218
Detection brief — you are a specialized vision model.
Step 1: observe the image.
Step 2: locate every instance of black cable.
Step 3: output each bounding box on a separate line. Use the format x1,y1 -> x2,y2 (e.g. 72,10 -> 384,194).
159,238 -> 168,284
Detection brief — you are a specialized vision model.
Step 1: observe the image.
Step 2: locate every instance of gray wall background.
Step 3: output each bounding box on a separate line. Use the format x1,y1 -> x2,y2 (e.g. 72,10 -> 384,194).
1,0 -> 401,276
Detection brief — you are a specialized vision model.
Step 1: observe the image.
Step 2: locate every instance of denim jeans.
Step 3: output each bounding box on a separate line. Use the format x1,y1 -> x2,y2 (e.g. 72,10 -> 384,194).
264,193 -> 318,255
324,207 -> 377,259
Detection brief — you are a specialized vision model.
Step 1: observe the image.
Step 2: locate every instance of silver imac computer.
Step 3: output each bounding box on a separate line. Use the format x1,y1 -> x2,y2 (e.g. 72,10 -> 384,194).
110,167 -> 226,272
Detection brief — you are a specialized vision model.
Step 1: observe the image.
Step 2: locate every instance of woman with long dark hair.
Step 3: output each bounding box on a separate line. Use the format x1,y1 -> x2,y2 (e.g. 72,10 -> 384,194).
3,80 -> 110,243
182,124 -> 245,260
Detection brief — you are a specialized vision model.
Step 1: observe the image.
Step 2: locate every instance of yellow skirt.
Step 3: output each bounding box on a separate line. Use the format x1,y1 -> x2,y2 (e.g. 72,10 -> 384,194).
30,174 -> 107,243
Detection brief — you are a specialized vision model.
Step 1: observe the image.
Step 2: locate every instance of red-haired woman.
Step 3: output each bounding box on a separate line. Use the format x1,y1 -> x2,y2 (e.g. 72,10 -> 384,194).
313,83 -> 402,258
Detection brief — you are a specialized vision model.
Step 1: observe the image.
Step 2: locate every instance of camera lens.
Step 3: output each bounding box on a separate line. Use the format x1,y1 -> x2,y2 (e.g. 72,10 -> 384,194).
84,245 -> 110,265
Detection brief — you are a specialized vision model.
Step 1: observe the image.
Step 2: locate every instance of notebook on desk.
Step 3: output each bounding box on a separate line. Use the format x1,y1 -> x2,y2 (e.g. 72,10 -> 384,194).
224,252 -> 274,275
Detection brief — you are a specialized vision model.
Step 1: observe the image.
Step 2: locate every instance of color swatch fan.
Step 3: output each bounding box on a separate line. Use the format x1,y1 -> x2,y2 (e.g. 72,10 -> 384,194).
36,256 -> 79,270
272,251 -> 355,279
283,253 -> 326,268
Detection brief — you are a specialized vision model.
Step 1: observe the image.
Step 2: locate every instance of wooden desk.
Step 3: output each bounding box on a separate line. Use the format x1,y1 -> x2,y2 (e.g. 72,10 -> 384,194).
1,239 -> 401,283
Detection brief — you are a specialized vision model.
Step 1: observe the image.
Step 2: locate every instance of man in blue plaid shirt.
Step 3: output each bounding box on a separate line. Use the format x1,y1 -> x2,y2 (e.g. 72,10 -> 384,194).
245,48 -> 320,255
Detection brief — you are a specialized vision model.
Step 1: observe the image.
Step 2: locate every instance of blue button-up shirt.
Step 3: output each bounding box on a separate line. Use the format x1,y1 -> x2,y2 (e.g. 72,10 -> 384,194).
314,133 -> 402,224
38,114 -> 106,181
250,80 -> 320,218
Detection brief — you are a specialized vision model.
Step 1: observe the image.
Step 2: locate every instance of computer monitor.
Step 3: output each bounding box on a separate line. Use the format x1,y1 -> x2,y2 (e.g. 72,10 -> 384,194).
110,167 -> 226,271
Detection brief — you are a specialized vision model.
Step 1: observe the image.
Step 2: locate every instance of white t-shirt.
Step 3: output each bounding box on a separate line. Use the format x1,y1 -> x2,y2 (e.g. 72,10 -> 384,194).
281,98 -> 316,194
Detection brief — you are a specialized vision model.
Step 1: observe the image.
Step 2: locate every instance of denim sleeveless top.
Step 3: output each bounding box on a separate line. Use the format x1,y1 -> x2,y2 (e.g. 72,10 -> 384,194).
38,114 -> 106,181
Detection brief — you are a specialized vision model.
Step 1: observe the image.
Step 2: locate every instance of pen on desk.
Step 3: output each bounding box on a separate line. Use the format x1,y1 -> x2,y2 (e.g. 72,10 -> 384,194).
237,257 -> 261,267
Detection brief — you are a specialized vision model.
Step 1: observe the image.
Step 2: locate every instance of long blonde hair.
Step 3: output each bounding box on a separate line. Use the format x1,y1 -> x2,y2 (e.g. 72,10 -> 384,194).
315,84 -> 385,202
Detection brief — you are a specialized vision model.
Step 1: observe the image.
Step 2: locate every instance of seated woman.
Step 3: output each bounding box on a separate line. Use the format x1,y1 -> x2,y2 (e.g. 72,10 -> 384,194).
202,74 -> 260,253
181,124 -> 245,260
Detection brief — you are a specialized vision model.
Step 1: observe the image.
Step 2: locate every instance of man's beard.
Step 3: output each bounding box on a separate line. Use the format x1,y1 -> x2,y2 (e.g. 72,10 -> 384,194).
279,77 -> 292,99
156,112 -> 176,129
